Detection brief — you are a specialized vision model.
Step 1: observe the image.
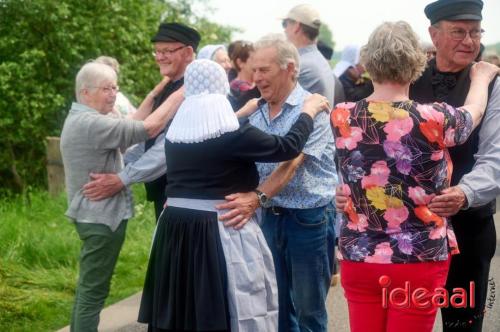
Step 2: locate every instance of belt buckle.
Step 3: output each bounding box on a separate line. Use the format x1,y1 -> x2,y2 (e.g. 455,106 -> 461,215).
271,206 -> 283,215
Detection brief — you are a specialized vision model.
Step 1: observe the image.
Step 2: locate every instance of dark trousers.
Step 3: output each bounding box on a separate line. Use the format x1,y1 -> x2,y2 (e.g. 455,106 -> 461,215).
441,215 -> 496,332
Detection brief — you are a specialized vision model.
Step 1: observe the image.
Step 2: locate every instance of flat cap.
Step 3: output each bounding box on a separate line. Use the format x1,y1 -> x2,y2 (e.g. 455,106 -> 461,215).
425,0 -> 483,25
151,23 -> 201,51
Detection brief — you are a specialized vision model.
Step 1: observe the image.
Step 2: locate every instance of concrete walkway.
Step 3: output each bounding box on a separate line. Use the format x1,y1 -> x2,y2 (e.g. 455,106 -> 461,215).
58,210 -> 500,332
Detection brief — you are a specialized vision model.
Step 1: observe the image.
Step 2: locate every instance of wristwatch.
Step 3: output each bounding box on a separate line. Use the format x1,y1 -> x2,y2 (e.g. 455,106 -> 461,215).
254,189 -> 271,208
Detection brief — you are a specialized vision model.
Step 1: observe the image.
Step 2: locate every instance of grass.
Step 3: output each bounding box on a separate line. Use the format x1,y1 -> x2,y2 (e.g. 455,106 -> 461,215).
0,186 -> 156,331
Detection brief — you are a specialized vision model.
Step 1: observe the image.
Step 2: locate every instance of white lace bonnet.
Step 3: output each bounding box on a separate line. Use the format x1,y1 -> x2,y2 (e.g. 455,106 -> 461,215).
165,59 -> 239,143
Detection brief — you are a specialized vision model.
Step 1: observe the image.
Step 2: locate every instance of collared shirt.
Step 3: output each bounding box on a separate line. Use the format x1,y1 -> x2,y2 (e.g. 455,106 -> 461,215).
60,102 -> 149,231
249,84 -> 337,209
118,133 -> 166,186
298,44 -> 335,106
458,78 -> 500,207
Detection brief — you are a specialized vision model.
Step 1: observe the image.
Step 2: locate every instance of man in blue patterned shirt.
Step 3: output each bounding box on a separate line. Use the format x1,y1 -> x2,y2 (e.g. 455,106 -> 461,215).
217,34 -> 337,332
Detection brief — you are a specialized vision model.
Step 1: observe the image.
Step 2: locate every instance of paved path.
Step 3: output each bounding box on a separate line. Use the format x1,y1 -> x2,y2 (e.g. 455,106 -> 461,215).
58,207 -> 500,332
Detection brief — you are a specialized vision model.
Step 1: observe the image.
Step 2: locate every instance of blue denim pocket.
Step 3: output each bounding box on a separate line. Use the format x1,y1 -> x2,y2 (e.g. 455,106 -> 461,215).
291,206 -> 328,227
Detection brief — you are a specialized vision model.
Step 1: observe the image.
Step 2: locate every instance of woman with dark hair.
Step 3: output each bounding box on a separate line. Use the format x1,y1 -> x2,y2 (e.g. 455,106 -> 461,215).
227,40 -> 261,110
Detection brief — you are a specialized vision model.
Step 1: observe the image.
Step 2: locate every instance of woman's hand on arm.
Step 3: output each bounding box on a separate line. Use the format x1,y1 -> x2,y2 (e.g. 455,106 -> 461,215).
301,93 -> 331,119
463,61 -> 500,128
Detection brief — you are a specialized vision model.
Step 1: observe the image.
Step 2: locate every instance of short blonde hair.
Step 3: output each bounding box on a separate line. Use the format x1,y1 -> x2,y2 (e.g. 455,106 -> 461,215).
361,21 -> 427,84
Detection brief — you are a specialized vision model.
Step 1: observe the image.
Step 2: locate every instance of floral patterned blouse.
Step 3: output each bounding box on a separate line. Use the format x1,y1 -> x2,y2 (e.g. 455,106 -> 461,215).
331,100 -> 473,263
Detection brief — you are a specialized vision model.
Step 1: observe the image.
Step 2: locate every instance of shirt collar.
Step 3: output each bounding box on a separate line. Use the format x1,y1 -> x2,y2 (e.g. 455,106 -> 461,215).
256,83 -> 304,123
283,83 -> 304,107
70,102 -> 99,114
298,44 -> 318,56
171,77 -> 184,87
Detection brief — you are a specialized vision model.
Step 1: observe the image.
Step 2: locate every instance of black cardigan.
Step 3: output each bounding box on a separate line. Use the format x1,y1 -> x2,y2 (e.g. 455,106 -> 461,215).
165,113 -> 313,199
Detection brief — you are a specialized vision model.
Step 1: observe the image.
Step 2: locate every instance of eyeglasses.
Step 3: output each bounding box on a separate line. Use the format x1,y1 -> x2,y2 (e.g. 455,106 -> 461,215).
444,28 -> 485,41
281,19 -> 296,29
89,85 -> 119,94
152,45 -> 187,58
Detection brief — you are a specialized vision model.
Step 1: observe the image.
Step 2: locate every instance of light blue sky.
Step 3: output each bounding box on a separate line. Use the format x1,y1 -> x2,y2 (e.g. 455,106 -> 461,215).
198,0 -> 500,51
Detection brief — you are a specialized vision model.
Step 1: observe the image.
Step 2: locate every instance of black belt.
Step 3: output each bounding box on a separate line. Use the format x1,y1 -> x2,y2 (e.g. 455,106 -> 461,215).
269,206 -> 286,216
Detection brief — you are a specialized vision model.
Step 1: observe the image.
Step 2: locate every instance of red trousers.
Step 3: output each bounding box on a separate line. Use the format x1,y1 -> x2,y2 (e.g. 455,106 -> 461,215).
341,258 -> 450,332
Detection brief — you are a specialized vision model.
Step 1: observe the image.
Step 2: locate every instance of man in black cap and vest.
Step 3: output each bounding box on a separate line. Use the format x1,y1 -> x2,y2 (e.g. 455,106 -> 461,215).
82,23 -> 201,220
412,1 -> 499,331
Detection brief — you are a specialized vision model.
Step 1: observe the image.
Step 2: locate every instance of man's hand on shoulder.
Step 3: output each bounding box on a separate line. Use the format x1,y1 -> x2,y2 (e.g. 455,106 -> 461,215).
428,186 -> 467,217
216,192 -> 260,230
83,173 -> 124,201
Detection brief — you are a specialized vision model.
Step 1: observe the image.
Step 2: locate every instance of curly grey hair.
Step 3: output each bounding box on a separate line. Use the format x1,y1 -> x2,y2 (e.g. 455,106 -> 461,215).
361,21 -> 427,84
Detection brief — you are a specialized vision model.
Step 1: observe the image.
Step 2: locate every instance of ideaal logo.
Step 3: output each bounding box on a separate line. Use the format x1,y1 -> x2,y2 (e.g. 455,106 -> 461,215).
379,275 -> 475,309
443,278 -> 496,329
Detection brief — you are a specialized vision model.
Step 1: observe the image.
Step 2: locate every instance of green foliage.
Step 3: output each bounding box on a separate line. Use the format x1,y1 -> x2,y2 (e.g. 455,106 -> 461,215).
0,186 -> 156,331
161,0 -> 237,47
0,0 -> 235,194
319,23 -> 336,51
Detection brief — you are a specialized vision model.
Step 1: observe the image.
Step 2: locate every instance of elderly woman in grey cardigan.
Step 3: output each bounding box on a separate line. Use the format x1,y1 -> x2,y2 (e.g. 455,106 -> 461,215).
60,62 -> 181,332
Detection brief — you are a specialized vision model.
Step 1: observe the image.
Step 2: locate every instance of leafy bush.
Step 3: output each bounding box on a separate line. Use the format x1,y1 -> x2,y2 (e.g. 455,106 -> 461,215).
0,0 -> 234,194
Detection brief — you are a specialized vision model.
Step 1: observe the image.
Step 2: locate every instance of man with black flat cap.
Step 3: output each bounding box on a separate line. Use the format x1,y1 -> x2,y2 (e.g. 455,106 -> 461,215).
83,23 -> 201,220
411,1 -> 500,330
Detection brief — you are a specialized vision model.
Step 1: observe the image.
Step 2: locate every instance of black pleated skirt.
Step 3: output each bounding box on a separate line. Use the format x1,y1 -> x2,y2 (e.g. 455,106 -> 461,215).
138,206 -> 230,332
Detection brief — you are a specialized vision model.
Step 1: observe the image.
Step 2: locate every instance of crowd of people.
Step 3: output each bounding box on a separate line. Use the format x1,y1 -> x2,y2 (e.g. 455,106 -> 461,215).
60,0 -> 500,331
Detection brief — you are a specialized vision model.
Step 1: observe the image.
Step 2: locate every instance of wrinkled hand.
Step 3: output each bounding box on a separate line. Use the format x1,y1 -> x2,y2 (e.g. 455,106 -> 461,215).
470,61 -> 500,84
302,93 -> 331,118
335,186 -> 348,212
215,192 -> 259,230
83,173 -> 124,201
428,186 -> 467,217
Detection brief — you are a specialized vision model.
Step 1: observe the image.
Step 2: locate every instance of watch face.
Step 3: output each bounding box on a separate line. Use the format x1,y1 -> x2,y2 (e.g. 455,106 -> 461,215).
260,194 -> 268,204
256,191 -> 268,207
259,193 -> 270,208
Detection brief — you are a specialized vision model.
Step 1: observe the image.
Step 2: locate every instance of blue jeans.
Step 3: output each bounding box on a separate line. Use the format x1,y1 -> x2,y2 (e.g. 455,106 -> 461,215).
261,203 -> 336,332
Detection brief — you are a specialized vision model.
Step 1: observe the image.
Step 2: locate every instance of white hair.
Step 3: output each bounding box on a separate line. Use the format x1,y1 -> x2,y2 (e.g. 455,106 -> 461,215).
254,33 -> 300,80
75,62 -> 116,102
94,56 -> 120,74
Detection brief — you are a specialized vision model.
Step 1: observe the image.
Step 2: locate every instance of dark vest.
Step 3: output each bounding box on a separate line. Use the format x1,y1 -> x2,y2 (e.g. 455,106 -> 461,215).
144,78 -> 184,202
410,59 -> 496,219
